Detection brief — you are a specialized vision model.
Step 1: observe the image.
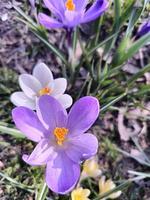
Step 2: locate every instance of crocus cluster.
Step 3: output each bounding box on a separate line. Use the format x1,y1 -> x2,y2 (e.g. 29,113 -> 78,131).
38,0 -> 109,29
71,158 -> 122,200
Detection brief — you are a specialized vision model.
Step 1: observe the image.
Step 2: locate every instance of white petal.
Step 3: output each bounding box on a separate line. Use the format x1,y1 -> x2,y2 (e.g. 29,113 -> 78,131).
10,92 -> 36,110
47,80 -> 54,91
19,74 -> 42,98
33,62 -> 53,87
51,78 -> 67,96
57,94 -> 73,109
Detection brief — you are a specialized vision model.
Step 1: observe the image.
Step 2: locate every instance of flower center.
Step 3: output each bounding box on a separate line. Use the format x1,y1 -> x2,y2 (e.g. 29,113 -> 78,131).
54,127 -> 68,145
39,87 -> 52,96
65,0 -> 75,11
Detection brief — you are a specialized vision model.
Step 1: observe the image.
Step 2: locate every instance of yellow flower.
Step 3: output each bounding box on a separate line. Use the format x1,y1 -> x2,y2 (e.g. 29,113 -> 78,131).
71,187 -> 91,200
99,176 -> 122,200
81,157 -> 102,179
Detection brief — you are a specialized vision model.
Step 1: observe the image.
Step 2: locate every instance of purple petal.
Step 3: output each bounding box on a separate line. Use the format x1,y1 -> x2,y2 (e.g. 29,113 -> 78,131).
43,0 -> 64,19
137,21 -> 150,37
38,13 -> 64,29
73,0 -> 88,11
29,0 -> 35,8
66,133 -> 98,163
64,10 -> 84,27
23,139 -> 55,166
82,0 -> 108,23
37,95 -> 67,131
46,151 -> 80,194
12,107 -> 47,142
67,96 -> 100,136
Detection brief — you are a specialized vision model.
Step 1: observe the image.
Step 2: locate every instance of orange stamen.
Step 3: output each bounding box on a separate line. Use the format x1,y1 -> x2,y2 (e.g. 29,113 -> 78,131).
65,0 -> 75,11
39,87 -> 52,96
54,127 -> 68,145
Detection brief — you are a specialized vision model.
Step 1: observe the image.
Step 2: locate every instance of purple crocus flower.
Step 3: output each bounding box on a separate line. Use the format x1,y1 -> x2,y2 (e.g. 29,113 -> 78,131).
38,0 -> 109,29
12,95 -> 99,194
137,20 -> 150,37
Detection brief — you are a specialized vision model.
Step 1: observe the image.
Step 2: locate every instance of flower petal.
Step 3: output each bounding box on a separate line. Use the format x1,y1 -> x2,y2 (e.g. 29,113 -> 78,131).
23,139 -> 55,166
66,133 -> 98,163
37,95 -> 67,131
57,94 -> 73,109
29,0 -> 35,8
137,21 -> 150,37
33,62 -> 53,87
46,151 -> 80,194
43,0 -> 64,19
19,74 -> 42,99
51,78 -> 67,96
64,10 -> 84,27
38,13 -> 64,29
73,0 -> 88,11
12,107 -> 47,142
10,92 -> 35,110
82,0 -> 109,23
67,96 -> 100,136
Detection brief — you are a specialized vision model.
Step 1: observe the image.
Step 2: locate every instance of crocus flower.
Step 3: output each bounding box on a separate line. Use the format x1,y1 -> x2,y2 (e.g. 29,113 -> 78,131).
11,62 -> 72,110
38,0 -> 109,29
137,20 -> 150,38
99,176 -> 122,199
81,156 -> 102,180
71,187 -> 91,200
12,95 -> 99,194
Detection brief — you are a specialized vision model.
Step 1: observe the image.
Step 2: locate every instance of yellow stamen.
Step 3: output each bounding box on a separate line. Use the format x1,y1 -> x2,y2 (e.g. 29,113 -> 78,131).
39,87 -> 52,96
54,127 -> 68,145
65,0 -> 75,11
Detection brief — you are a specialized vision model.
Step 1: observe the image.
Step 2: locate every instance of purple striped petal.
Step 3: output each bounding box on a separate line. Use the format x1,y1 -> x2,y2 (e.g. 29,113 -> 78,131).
82,0 -> 109,23
12,107 -> 47,142
67,96 -> 100,136
29,0 -> 35,8
73,0 -> 88,11
137,21 -> 150,37
46,151 -> 80,194
64,10 -> 84,27
22,139 -> 55,166
37,95 -> 67,131
66,133 -> 98,163
38,13 -> 64,29
43,0 -> 64,19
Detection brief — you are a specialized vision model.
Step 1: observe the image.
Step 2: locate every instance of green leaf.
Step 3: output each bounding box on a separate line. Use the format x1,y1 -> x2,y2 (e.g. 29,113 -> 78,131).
112,33 -> 150,66
104,0 -> 121,54
100,92 -> 127,113
127,63 -> 150,87
37,183 -> 48,200
0,123 -> 25,139
126,0 -> 148,36
0,172 -> 34,193
87,32 -> 119,56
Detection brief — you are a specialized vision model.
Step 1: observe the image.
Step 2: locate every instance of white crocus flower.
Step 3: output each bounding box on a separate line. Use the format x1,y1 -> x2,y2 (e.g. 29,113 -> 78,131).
11,63 -> 73,109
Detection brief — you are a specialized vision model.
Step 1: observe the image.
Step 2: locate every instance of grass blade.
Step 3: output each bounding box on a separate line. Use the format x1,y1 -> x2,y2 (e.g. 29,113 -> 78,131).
112,33 -> 150,66
0,172 -> 34,193
0,124 -> 25,139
